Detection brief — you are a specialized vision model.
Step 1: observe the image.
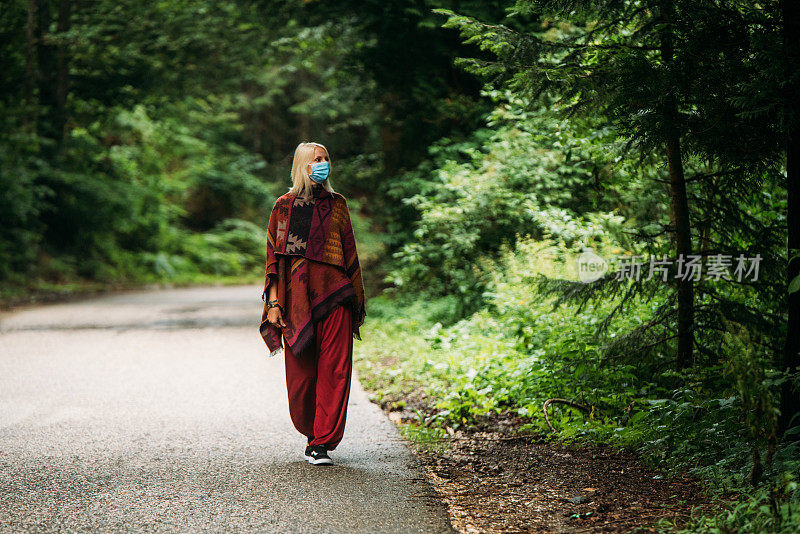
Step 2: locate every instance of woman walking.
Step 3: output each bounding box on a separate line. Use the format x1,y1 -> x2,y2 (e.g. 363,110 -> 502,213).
260,141 -> 366,466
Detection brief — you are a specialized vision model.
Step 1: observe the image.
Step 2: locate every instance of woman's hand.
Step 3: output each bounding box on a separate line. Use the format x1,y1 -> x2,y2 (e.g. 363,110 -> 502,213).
267,306 -> 287,328
265,279 -> 286,327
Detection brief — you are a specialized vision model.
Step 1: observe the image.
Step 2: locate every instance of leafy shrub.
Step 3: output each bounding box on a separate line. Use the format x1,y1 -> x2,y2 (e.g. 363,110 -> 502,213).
387,91 -> 654,319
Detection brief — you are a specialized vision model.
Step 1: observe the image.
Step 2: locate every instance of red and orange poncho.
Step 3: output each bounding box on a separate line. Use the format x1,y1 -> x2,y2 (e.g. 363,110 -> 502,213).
259,184 -> 366,358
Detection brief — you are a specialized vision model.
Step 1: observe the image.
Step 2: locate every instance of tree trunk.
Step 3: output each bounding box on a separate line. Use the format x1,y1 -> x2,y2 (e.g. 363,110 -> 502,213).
380,92 -> 402,175
24,0 -> 37,129
780,0 -> 800,438
659,1 -> 694,369
55,0 -> 71,141
35,0 -> 71,144
665,123 -> 694,369
36,0 -> 57,140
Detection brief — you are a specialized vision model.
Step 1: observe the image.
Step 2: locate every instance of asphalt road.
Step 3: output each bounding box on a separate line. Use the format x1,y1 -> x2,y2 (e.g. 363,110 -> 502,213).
0,285 -> 454,533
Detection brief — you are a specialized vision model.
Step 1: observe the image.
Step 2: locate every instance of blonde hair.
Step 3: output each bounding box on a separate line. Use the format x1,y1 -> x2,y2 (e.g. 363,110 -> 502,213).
289,141 -> 335,198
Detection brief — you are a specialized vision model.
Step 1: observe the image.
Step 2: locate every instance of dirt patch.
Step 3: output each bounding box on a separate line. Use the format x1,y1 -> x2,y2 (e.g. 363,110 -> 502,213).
389,409 -> 713,533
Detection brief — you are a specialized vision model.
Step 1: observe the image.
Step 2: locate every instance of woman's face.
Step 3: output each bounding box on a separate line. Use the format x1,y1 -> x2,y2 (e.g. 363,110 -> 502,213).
306,147 -> 330,176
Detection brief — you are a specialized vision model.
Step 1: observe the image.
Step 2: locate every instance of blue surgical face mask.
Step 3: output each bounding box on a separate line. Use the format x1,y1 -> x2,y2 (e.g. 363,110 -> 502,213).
308,161 -> 330,183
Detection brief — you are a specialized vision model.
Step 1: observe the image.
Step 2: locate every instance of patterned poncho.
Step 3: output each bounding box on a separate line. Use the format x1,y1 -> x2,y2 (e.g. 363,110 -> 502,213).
259,184 -> 366,358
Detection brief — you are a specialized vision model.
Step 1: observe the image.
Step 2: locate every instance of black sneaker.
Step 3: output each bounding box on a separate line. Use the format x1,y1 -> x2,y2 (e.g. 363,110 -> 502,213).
304,444 -> 333,465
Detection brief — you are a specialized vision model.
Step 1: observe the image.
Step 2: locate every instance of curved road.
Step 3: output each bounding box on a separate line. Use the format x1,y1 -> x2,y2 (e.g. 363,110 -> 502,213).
0,285 -> 453,533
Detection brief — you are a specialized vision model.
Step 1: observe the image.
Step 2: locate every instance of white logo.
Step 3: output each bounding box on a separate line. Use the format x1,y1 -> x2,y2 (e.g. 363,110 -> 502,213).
577,248 -> 608,283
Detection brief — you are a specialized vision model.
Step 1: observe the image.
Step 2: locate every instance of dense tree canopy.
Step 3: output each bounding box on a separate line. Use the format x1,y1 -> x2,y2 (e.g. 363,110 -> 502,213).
1,0 -> 797,530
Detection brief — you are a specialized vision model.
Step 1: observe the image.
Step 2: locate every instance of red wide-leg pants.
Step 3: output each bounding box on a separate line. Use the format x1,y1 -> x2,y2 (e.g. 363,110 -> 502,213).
284,304 -> 353,450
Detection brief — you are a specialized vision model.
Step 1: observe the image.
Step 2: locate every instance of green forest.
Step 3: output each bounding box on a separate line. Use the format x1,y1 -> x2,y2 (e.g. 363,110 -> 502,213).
2,0 -> 798,531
